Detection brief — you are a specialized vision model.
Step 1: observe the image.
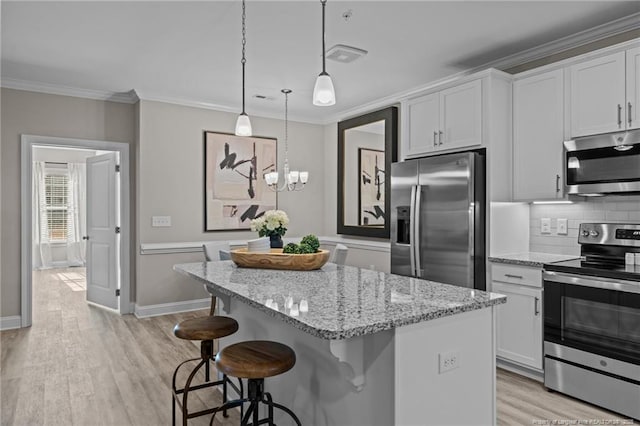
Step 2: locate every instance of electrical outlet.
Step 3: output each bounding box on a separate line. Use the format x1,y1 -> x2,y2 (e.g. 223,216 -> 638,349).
152,216 -> 171,227
557,218 -> 568,235
439,351 -> 460,374
541,218 -> 551,234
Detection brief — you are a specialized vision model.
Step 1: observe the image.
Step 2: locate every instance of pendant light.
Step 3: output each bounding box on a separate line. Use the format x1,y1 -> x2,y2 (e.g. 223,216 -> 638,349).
313,0 -> 336,106
264,89 -> 309,191
235,0 -> 252,136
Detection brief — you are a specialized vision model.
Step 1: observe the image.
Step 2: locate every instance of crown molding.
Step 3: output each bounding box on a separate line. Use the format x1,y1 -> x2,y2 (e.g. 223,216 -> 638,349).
479,12 -> 640,72
135,92 -> 325,125
1,78 -> 138,104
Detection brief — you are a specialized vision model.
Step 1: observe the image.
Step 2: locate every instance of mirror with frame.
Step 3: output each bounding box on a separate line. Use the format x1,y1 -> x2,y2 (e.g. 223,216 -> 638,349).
337,106 -> 398,239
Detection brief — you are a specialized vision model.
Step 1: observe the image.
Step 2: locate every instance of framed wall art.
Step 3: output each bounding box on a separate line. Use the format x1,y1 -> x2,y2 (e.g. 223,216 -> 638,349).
204,131 -> 277,231
358,147 -> 385,226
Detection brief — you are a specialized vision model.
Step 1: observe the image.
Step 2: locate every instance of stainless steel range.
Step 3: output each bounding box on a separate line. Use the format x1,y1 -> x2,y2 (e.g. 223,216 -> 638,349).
543,223 -> 640,420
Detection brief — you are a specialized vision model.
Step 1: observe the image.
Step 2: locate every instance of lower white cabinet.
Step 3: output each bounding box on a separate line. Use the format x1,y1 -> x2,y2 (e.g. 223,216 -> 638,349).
491,265 -> 543,371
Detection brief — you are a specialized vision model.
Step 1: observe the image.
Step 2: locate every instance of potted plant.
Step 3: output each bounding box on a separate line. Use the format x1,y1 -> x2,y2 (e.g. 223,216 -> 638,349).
250,210 -> 289,248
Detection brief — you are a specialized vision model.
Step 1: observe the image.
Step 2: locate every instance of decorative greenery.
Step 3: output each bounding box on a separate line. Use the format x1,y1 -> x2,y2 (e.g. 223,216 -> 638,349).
250,210 -> 289,237
300,235 -> 320,252
281,234 -> 321,254
283,243 -> 299,254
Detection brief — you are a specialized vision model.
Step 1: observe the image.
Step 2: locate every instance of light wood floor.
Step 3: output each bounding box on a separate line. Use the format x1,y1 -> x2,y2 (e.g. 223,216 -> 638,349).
1,268 -> 634,425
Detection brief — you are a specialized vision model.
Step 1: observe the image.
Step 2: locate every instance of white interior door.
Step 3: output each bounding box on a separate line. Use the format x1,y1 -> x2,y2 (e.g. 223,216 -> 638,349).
86,152 -> 119,310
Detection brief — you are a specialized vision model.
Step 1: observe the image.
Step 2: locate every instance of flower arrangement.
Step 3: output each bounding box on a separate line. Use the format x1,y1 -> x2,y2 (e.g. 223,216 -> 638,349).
250,210 -> 289,237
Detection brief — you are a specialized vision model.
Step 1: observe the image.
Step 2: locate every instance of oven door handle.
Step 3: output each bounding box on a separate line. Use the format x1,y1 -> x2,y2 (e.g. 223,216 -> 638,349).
543,270 -> 640,294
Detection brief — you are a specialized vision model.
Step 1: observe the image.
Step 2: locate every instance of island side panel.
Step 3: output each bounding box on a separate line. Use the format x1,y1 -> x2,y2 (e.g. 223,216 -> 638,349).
394,307 -> 495,425
219,295 -> 396,426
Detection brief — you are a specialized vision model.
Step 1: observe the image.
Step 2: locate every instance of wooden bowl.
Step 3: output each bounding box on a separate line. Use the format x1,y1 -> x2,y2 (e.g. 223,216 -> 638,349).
230,248 -> 330,271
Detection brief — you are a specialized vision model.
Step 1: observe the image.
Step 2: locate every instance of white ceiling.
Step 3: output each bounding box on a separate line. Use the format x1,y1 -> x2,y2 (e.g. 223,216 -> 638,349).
2,1 -> 639,123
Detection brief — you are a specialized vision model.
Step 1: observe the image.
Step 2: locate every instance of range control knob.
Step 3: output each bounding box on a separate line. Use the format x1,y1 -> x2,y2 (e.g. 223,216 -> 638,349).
590,230 -> 599,237
582,230 -> 590,237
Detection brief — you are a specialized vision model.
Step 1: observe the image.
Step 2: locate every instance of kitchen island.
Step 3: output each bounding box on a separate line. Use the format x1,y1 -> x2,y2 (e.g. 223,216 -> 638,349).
174,261 -> 506,425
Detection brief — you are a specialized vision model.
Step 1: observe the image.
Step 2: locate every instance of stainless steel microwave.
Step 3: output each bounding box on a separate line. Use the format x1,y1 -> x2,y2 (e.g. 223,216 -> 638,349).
564,129 -> 640,195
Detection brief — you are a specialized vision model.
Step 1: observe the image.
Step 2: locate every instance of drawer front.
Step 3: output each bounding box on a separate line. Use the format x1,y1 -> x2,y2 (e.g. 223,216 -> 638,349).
491,263 -> 542,288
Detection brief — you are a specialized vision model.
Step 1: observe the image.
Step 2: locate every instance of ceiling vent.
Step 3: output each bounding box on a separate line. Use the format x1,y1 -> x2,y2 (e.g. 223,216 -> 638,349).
253,94 -> 276,101
326,44 -> 368,64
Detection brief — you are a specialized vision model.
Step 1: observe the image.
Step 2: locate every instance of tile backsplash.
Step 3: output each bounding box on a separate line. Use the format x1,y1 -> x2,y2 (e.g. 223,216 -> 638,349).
529,195 -> 640,255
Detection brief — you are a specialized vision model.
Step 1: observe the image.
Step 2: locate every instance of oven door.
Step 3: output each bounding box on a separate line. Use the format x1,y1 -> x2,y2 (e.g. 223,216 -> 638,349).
543,271 -> 640,365
564,138 -> 640,195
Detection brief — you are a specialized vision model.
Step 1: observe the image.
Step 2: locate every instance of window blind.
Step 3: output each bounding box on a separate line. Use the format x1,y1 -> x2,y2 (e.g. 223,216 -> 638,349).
45,174 -> 68,241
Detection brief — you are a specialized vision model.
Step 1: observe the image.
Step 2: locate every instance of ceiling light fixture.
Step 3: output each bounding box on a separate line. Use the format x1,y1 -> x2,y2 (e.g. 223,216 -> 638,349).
264,89 -> 309,191
235,0 -> 252,136
313,0 -> 336,106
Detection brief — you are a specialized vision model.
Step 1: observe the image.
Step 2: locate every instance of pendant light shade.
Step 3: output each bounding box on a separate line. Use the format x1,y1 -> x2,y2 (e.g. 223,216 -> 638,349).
313,73 -> 336,106
235,0 -> 252,136
235,113 -> 252,137
313,0 -> 336,106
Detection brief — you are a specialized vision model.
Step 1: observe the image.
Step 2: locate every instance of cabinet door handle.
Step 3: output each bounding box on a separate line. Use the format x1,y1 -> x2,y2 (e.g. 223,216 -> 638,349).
618,104 -> 622,128
433,131 -> 438,147
556,174 -> 560,193
534,297 -> 540,316
438,130 -> 443,145
504,274 -> 523,279
629,102 -> 633,126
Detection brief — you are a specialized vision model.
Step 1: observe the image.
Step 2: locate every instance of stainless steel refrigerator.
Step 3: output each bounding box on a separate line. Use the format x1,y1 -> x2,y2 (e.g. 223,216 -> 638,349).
390,151 -> 486,290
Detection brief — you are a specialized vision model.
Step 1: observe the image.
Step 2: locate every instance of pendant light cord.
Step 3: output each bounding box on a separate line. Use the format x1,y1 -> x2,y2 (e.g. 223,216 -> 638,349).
284,91 -> 289,161
241,0 -> 247,114
321,0 -> 327,74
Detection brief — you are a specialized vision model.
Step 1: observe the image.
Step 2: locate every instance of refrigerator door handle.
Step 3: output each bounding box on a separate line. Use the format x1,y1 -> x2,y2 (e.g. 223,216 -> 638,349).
409,185 -> 417,276
413,185 -> 422,278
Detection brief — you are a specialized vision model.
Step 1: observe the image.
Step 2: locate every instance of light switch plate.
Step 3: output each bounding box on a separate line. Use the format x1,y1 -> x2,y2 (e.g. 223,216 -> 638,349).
557,218 -> 568,235
152,216 -> 171,227
541,218 -> 551,234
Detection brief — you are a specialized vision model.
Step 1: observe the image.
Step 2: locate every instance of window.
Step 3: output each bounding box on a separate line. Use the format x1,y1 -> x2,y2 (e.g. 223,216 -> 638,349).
45,174 -> 68,241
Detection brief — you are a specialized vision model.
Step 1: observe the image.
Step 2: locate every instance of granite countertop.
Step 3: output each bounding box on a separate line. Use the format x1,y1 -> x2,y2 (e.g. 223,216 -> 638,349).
489,252 -> 581,268
174,262 -> 506,340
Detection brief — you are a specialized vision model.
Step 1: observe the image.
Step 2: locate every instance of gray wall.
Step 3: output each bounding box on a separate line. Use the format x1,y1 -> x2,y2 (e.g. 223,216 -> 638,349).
0,88 -> 137,317
529,195 -> 640,255
135,100 -> 326,306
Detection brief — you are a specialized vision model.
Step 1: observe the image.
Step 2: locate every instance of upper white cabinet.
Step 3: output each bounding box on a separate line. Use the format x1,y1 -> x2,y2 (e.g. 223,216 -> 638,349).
402,70 -> 512,201
627,46 -> 640,130
405,80 -> 482,156
513,69 -> 564,200
569,49 -> 640,137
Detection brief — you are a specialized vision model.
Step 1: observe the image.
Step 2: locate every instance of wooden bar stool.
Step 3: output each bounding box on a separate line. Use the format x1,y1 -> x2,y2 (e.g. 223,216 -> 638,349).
210,340 -> 301,426
172,298 -> 242,425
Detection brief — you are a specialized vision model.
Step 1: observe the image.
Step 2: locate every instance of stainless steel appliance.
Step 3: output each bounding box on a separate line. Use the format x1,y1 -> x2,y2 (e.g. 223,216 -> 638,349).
543,223 -> 640,420
564,129 -> 640,195
390,151 -> 485,290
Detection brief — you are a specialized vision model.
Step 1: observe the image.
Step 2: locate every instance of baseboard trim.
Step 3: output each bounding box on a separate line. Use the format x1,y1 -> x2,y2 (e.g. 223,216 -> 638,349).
134,298 -> 210,318
497,357 -> 544,382
0,316 -> 22,331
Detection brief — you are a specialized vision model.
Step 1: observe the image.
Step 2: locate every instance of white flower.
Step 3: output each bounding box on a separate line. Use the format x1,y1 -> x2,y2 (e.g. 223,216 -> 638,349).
250,210 -> 289,237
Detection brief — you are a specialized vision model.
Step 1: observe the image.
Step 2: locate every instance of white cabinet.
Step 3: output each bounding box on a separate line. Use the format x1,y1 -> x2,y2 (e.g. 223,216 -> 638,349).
406,93 -> 439,156
627,46 -> 640,130
513,69 -> 565,200
404,79 -> 482,156
491,263 -> 543,371
569,50 -> 636,137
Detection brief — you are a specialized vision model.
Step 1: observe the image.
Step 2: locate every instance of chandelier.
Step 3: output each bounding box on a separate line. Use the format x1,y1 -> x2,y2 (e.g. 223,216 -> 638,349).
264,89 -> 308,191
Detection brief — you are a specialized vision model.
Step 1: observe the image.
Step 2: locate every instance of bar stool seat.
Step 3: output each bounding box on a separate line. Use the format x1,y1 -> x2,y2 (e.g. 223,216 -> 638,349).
173,316 -> 239,341
216,340 -> 296,379
172,315 -> 241,425
210,340 -> 301,426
